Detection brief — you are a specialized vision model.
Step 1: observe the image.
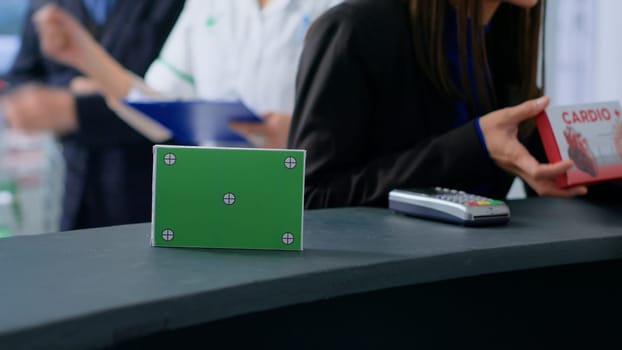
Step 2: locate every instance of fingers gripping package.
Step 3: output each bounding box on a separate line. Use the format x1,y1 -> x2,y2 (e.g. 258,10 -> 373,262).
536,101 -> 622,187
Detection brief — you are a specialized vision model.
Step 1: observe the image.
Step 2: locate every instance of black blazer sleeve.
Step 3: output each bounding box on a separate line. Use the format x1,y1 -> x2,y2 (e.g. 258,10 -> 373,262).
288,2 -> 504,209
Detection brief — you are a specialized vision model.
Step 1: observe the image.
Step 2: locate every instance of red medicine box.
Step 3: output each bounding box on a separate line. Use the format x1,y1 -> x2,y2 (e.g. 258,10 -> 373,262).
536,101 -> 622,188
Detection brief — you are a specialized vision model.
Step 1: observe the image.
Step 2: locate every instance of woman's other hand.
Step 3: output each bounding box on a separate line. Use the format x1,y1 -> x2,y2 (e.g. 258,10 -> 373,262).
479,96 -> 588,197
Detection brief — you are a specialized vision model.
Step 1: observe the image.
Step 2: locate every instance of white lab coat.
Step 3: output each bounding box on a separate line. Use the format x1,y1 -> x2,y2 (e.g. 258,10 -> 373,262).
143,0 -> 341,115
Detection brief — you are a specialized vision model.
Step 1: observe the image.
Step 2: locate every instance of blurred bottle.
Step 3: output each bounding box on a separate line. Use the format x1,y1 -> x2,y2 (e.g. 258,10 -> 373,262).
0,127 -> 63,235
1,84 -> 64,235
0,124 -> 22,237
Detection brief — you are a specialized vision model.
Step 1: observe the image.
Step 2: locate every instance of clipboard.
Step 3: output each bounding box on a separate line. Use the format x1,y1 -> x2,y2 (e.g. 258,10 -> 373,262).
124,100 -> 263,145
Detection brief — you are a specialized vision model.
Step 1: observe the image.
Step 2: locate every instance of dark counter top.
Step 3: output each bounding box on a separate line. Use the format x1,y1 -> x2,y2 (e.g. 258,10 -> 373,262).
1,198 -> 621,349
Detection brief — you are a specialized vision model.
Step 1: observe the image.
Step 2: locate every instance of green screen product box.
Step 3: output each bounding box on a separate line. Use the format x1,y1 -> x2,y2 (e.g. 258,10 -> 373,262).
151,146 -> 305,250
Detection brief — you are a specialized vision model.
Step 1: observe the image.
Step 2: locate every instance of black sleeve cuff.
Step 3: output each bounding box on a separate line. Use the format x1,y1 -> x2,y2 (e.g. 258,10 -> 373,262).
68,94 -> 153,147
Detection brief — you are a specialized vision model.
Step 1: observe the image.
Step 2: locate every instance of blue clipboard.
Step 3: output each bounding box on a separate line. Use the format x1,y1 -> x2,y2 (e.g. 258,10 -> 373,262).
126,100 -> 262,145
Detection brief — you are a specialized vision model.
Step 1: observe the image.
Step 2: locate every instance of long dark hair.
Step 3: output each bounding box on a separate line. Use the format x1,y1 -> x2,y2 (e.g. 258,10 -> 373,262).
410,0 -> 544,115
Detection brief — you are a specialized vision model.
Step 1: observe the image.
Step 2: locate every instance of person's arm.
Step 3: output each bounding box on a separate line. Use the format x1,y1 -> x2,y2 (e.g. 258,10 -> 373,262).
32,4 -> 133,98
33,1 -> 197,101
288,4 -> 585,209
29,1 -> 185,146
141,0 -> 197,99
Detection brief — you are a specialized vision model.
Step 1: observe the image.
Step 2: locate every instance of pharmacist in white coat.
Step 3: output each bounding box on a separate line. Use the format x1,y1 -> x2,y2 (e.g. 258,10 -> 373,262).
31,0 -> 341,148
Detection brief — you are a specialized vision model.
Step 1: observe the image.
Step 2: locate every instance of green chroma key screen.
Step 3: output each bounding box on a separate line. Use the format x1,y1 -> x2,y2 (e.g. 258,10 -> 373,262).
152,146 -> 305,251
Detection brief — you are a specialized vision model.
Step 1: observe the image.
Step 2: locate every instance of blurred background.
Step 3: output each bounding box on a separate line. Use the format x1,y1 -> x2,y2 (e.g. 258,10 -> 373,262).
1,0 -> 64,237
546,0 -> 622,105
0,0 -> 621,235
0,0 -> 27,74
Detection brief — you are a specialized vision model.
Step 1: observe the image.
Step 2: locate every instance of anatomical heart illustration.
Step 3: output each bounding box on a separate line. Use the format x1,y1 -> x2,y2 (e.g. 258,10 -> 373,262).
564,127 -> 598,177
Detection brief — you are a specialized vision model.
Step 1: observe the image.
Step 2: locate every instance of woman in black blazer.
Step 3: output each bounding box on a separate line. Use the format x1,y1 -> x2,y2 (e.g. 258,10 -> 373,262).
289,0 -> 589,209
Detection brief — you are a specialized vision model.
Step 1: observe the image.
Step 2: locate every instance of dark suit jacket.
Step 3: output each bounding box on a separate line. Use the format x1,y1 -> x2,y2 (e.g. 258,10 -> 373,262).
5,0 -> 185,229
290,0 -> 622,210
288,0 -> 518,209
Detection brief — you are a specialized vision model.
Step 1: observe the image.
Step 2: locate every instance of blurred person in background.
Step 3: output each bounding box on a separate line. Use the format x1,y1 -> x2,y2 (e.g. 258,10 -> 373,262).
29,0 -> 341,149
0,0 -> 185,230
